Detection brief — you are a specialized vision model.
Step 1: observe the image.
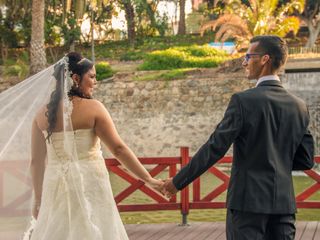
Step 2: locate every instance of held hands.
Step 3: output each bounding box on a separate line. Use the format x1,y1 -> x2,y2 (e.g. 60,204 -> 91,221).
161,178 -> 178,198
146,177 -> 164,192
146,177 -> 178,198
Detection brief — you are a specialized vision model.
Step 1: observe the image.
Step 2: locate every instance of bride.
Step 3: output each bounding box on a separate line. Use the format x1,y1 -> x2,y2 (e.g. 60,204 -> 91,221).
24,52 -> 163,239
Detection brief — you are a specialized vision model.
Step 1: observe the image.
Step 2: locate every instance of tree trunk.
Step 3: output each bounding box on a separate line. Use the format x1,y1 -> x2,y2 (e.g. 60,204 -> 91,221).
30,0 -> 46,75
123,0 -> 136,45
305,20 -> 320,48
70,41 -> 75,52
1,40 -> 8,62
178,0 -> 186,35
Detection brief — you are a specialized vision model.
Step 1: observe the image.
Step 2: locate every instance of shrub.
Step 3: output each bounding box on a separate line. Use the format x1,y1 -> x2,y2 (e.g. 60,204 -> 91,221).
139,44 -> 229,70
120,50 -> 146,61
139,49 -> 187,70
4,56 -> 29,79
4,65 -> 22,76
95,61 -> 114,81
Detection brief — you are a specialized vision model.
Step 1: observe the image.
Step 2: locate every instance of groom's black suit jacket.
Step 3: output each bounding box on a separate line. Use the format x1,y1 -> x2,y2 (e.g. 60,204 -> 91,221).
173,80 -> 314,214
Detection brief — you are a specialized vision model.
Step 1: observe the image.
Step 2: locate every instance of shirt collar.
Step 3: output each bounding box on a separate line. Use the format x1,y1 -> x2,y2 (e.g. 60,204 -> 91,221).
255,75 -> 280,87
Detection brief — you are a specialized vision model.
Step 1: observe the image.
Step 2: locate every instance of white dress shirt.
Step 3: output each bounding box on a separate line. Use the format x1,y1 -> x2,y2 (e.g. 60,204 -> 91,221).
256,75 -> 280,87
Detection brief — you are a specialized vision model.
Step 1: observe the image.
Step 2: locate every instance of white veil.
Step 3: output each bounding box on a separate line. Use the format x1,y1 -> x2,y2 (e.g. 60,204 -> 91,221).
0,56 -> 103,239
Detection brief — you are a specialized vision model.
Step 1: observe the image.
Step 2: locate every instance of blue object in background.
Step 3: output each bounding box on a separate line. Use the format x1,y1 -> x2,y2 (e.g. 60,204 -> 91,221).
209,42 -> 236,54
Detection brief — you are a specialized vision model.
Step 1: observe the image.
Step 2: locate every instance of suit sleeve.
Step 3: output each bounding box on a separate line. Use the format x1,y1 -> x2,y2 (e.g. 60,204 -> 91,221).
173,94 -> 243,190
292,129 -> 314,170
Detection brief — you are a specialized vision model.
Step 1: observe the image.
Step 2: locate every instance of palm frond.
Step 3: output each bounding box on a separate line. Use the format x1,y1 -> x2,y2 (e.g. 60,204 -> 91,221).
277,0 -> 305,16
200,14 -> 248,36
215,23 -> 251,42
272,16 -> 301,37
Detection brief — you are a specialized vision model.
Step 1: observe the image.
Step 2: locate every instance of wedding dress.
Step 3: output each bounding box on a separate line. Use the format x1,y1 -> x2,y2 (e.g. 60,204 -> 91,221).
29,128 -> 129,240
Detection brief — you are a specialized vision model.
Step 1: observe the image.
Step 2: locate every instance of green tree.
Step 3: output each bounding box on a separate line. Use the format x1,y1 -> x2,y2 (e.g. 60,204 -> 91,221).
118,0 -> 136,44
200,0 -> 305,49
135,0 -> 168,37
0,0 -> 32,61
296,0 -> 320,47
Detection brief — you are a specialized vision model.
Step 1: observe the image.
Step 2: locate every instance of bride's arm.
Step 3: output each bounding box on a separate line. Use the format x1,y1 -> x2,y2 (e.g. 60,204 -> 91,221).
94,101 -> 161,188
30,119 -> 47,217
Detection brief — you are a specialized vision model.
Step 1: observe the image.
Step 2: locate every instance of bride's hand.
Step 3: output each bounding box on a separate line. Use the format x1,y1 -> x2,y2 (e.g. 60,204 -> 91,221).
146,177 -> 164,192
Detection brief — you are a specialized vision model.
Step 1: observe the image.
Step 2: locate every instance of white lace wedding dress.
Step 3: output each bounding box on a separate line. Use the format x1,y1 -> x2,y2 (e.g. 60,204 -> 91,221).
29,128 -> 129,240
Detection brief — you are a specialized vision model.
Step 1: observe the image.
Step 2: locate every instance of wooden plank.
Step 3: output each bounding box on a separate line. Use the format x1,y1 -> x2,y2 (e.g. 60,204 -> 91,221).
313,222 -> 320,240
202,222 -> 225,240
1,221 -> 319,240
299,221 -> 318,240
126,222 -> 320,240
210,223 -> 226,240
156,224 -> 192,240
183,222 -> 220,240
129,223 -> 172,240
156,223 -> 200,240
125,223 -> 146,237
295,221 -> 307,240
139,224 -> 178,240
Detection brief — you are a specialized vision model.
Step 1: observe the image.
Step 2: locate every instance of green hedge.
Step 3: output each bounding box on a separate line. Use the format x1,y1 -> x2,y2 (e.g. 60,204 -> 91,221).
120,50 -> 146,61
139,45 -> 229,70
95,61 -> 114,81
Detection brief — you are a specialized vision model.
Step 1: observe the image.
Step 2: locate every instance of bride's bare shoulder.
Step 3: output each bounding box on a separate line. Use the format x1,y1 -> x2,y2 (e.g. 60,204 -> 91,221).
85,99 -> 107,111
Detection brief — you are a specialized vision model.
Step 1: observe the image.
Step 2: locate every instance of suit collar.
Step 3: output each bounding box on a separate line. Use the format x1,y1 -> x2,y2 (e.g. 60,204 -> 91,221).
256,80 -> 283,88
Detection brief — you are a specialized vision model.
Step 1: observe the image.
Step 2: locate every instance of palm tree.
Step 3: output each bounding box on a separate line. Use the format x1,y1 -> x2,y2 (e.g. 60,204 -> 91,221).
200,0 -> 305,49
30,0 -> 47,74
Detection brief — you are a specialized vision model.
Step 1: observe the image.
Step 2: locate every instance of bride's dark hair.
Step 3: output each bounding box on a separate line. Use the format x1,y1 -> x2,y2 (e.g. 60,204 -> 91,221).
45,52 -> 94,141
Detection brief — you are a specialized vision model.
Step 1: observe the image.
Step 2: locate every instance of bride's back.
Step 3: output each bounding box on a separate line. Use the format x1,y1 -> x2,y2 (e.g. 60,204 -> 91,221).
36,97 -> 99,133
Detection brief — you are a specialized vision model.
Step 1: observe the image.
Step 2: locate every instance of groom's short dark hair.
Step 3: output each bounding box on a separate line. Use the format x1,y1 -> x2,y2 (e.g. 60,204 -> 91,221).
250,35 -> 288,71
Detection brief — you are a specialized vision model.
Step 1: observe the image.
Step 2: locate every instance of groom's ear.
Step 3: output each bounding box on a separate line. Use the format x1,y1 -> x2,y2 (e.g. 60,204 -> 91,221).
261,54 -> 271,66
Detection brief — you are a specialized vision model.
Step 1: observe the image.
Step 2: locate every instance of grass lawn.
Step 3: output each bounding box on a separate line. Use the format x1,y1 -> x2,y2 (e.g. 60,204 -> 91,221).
109,171 -> 320,224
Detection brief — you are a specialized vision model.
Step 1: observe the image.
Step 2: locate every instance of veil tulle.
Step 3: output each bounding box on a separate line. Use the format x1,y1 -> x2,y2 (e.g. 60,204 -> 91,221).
0,57 -> 103,239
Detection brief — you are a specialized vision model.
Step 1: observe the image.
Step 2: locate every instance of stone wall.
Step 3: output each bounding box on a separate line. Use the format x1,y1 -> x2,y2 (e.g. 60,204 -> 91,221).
1,67 -> 318,157
282,72 -> 320,155
95,70 -> 253,157
95,70 -> 320,158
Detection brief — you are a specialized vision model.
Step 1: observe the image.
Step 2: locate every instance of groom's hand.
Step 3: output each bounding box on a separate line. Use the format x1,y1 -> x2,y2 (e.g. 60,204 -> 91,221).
162,178 -> 178,198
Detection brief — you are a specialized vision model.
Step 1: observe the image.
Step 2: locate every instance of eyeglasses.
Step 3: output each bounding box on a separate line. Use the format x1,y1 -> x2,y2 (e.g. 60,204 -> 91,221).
244,53 -> 264,62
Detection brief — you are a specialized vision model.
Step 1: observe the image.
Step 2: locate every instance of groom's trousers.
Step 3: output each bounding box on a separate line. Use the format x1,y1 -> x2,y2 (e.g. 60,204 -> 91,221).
226,209 -> 295,240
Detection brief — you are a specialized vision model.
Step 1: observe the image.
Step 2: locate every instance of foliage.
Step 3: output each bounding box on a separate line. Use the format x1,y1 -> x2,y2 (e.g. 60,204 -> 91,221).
81,33 -> 217,61
200,0 -> 305,49
61,12 -> 82,47
95,61 -> 114,80
134,68 -> 190,81
120,50 -> 146,61
0,0 -> 32,61
45,5 -> 81,48
117,0 -> 170,42
291,0 -> 320,47
3,51 -> 29,78
139,45 -> 229,70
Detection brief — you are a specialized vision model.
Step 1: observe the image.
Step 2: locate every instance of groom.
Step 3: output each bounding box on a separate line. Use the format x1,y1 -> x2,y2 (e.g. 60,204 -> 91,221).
161,35 -> 314,239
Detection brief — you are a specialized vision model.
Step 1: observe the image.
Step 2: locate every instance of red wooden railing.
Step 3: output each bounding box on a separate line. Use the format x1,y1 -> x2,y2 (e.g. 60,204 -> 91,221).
0,149 -> 319,224
105,148 -> 320,224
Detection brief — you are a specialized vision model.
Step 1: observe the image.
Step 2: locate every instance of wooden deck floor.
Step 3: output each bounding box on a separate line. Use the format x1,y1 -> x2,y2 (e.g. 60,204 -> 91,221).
125,221 -> 320,240
1,221 -> 319,239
